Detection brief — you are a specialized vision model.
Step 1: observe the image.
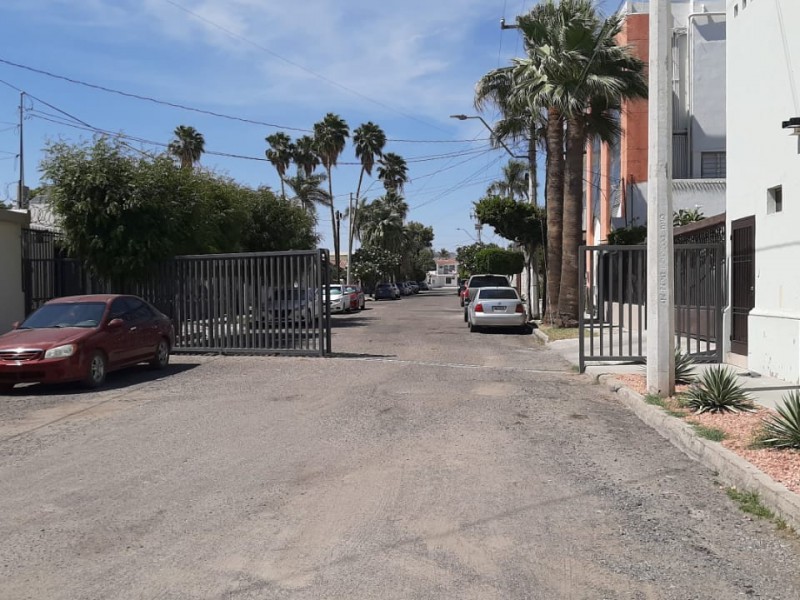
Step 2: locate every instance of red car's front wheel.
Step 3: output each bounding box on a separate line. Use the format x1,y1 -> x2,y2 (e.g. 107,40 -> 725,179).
83,351 -> 107,389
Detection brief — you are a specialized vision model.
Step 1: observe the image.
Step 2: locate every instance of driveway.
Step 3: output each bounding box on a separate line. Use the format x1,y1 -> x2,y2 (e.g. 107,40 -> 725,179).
1,289 -> 799,599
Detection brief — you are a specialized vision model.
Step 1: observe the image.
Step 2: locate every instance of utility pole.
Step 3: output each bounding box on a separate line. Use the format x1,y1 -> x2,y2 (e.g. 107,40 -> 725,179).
646,0 -> 675,396
346,193 -> 353,285
17,91 -> 24,209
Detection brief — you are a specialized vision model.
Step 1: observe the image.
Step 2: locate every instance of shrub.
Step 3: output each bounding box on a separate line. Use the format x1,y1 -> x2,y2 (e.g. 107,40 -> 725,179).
675,348 -> 696,384
759,390 -> 800,449
683,366 -> 755,414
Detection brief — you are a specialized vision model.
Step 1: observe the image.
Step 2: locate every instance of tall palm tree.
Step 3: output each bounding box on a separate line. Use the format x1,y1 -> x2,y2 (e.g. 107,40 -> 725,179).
313,113 -> 350,278
168,125 -> 205,170
284,172 -> 330,218
487,159 -> 530,201
265,132 -> 293,199
349,122 -> 386,281
360,195 -> 405,253
377,153 -> 409,194
510,0 -> 646,325
292,135 -> 320,177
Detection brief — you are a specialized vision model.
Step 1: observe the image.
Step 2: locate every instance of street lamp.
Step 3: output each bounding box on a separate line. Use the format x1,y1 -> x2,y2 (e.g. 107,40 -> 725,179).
449,114 -> 525,160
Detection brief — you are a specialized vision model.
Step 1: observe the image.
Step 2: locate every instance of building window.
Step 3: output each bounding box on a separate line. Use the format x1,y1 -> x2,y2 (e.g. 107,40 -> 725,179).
734,4 -> 739,17
768,185 -> 783,214
701,152 -> 726,178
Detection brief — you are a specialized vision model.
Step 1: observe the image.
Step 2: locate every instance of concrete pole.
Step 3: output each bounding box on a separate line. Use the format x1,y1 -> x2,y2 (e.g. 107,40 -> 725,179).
646,0 -> 675,397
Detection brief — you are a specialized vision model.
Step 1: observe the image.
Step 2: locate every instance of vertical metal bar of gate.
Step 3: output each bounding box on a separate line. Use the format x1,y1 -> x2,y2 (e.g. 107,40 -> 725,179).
578,249 -> 586,374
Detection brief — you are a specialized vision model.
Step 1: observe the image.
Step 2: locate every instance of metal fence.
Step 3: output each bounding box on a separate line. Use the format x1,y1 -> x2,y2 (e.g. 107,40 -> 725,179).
578,243 -> 724,372
20,230 -> 331,356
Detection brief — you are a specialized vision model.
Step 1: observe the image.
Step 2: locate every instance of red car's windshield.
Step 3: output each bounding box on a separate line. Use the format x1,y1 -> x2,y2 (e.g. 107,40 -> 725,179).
20,302 -> 107,329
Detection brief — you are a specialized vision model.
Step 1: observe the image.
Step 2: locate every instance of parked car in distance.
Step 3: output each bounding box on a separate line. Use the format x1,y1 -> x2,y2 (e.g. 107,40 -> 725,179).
417,281 -> 429,291
466,287 -> 527,333
0,294 -> 175,392
405,281 -> 420,294
344,284 -> 366,311
324,284 -> 348,313
459,283 -> 468,307
463,274 -> 512,309
265,288 -> 316,324
396,282 -> 410,296
389,283 -> 401,299
374,283 -> 396,301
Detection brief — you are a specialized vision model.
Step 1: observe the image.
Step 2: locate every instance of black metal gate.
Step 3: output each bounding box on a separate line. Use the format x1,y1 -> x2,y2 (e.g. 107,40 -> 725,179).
21,229 -> 332,356
578,243 -> 725,372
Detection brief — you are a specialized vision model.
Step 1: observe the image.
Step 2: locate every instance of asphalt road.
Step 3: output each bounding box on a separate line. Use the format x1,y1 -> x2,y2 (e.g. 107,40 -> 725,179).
2,288 -> 800,599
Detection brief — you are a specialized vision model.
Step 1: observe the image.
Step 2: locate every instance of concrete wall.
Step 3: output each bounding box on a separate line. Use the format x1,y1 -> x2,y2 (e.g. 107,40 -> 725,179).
0,210 -> 30,334
726,0 -> 800,382
615,179 -> 726,230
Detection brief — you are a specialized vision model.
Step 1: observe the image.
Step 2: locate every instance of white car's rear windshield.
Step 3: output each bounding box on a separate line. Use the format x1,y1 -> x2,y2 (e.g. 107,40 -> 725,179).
478,289 -> 518,300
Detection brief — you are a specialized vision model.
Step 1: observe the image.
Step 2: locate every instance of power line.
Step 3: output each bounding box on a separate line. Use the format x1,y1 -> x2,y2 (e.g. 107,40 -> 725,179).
161,0 -> 450,134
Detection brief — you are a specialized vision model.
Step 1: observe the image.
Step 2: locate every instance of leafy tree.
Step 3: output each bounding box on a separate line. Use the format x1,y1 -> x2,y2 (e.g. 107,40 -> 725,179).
359,195 -> 405,252
475,247 -> 525,276
437,248 -> 451,259
168,125 -> 205,170
351,245 -> 401,290
487,159 -> 530,201
239,188 -> 318,252
313,113 -> 350,278
265,132 -> 294,199
607,224 -> 647,245
350,122 -> 386,279
400,221 -> 434,280
456,242 -> 501,279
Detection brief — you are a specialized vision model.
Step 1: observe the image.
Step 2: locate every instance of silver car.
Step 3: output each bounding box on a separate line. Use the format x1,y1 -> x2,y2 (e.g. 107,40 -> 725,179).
466,287 -> 527,333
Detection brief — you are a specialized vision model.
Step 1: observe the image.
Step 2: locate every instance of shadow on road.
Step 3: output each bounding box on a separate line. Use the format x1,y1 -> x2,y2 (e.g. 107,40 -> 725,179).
4,362 -> 201,397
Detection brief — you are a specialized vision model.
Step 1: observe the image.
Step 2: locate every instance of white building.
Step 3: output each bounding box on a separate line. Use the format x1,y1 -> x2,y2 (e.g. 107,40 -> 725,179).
725,0 -> 800,382
427,258 -> 458,288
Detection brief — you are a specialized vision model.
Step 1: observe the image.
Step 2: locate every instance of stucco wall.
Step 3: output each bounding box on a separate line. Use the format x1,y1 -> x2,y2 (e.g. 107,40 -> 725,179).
616,180 -> 726,230
0,210 -> 30,334
727,0 -> 800,382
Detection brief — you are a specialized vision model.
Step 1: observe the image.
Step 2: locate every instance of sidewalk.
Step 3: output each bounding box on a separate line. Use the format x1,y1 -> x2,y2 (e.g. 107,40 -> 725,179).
534,327 -> 800,532
538,330 -> 797,410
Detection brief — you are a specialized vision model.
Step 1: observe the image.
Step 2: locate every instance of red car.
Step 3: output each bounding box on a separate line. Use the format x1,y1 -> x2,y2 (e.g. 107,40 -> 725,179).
344,284 -> 366,311
0,294 -> 175,392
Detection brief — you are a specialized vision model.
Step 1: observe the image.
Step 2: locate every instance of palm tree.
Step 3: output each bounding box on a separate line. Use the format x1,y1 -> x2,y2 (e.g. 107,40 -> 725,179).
487,159 -> 530,201
509,0 -> 646,325
360,195 -> 405,253
377,153 -> 409,194
168,125 -> 205,170
349,122 -> 386,281
292,135 -> 320,177
313,113 -> 350,279
265,132 -> 293,199
284,172 -> 330,218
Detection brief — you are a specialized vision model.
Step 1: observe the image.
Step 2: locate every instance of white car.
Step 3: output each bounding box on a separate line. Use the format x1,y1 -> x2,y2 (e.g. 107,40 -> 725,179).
466,287 -> 527,333
324,285 -> 347,313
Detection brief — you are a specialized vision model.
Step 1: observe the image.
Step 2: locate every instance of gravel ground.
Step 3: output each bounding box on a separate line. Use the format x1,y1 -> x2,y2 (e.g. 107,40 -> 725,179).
614,373 -> 800,495
1,290 -> 800,599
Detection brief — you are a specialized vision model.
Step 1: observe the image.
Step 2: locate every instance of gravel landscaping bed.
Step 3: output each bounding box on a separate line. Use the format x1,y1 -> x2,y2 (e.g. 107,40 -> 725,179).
613,373 -> 800,496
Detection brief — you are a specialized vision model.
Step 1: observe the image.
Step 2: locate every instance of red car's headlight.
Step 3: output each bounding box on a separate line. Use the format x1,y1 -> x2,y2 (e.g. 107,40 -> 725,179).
44,344 -> 76,359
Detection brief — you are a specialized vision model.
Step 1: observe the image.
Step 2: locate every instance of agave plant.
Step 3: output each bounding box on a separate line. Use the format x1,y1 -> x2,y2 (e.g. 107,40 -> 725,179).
683,366 -> 755,414
759,390 -> 800,449
675,348 -> 696,384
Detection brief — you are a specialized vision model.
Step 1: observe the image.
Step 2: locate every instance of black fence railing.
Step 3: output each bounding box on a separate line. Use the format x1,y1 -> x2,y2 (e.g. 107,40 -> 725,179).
20,229 -> 331,356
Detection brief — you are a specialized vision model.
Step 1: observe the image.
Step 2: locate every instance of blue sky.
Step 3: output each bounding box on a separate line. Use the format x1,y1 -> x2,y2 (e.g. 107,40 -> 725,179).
0,0 -> 617,253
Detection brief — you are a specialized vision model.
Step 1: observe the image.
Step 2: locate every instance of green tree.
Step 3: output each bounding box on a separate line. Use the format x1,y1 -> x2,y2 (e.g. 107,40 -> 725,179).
475,247 -> 525,276
487,159 -> 530,201
437,248 -> 452,259
167,125 -> 205,170
377,152 -> 409,194
292,135 -> 320,177
265,132 -> 294,199
400,221 -> 435,280
240,188 -> 318,252
351,245 -> 402,289
313,113 -> 350,278
284,172 -> 329,217
350,122 -> 387,280
456,242 -> 501,279
359,195 -> 405,253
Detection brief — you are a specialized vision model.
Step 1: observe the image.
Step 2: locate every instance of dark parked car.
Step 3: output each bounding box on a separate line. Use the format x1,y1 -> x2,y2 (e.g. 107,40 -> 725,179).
0,294 -> 175,392
417,281 -> 430,291
374,283 -> 396,301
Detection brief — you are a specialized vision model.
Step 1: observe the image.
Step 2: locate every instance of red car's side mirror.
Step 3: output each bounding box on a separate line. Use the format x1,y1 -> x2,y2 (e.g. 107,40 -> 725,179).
107,318 -> 124,329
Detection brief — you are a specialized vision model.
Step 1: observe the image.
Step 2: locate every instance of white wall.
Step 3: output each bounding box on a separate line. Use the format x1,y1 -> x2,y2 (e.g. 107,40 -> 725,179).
726,0 -> 800,382
617,180 -> 726,229
0,210 -> 30,334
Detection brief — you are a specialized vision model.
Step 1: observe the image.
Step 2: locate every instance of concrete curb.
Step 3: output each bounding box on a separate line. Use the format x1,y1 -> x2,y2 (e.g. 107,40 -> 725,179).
532,328 -> 549,344
595,373 -> 800,532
